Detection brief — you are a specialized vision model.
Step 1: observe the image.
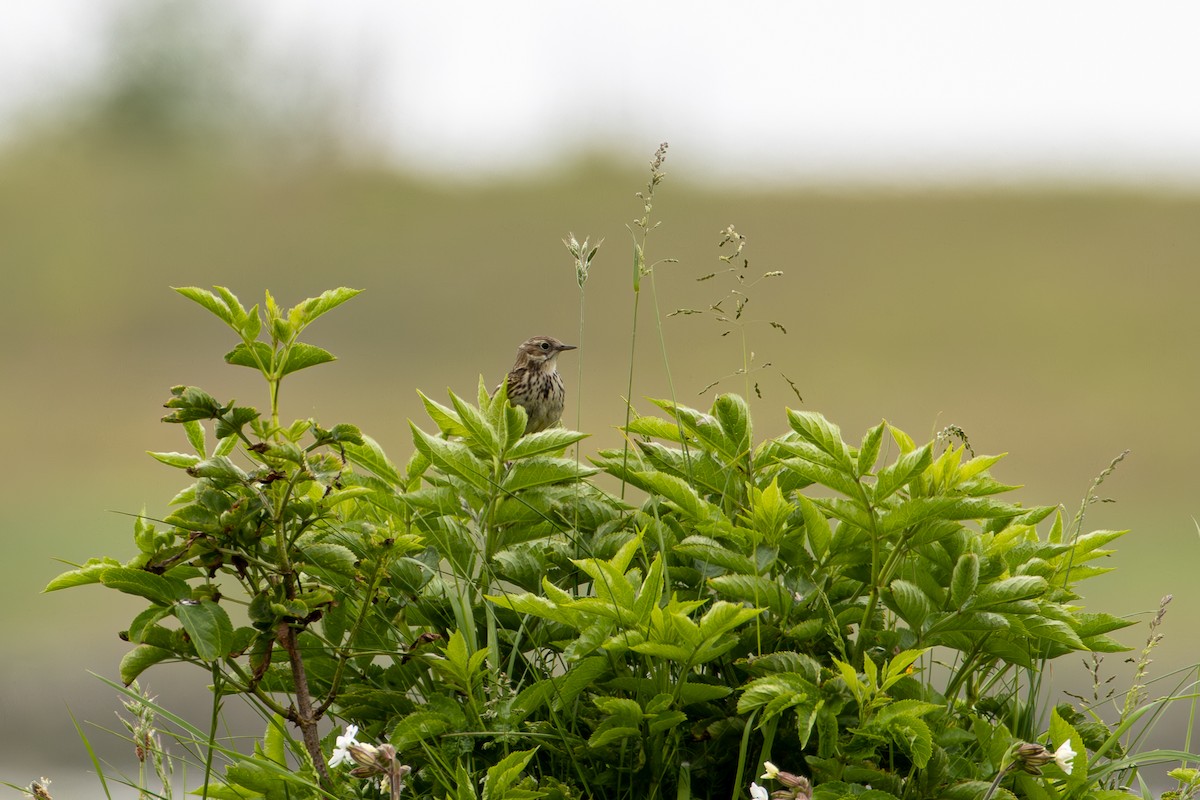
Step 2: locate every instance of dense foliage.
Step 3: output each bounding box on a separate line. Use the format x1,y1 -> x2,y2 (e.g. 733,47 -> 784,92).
47,286 -> 1190,800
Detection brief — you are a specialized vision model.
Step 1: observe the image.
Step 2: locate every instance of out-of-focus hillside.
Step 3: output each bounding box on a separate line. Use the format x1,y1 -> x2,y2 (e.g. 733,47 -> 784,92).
6,132 -> 1198,652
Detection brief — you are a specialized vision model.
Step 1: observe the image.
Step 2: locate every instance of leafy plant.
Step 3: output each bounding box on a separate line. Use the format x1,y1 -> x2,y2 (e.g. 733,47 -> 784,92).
39,170 -> 1198,799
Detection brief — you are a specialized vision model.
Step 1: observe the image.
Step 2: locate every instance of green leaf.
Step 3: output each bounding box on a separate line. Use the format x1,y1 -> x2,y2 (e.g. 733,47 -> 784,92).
279,343 -> 336,376
882,649 -> 931,688
417,391 -> 472,438
162,385 -> 224,423
649,398 -> 737,460
127,606 -> 172,644
624,415 -> 688,443
215,406 -> 260,441
949,553 -> 979,609
779,454 -> 864,503
737,672 -> 820,722
345,434 -> 402,485
502,457 -> 596,492
858,421 -> 885,476
187,455 -> 248,484
119,644 -> 173,685
1024,616 -> 1085,650
287,287 -> 362,327
410,423 -> 491,491
450,390 -> 501,456
224,341 -> 274,372
298,542 -> 357,577
482,748 -> 539,800
708,574 -> 793,615
1049,707 -> 1086,786
174,286 -> 237,326
1074,611 -> 1137,638
887,716 -> 933,768
174,600 -> 234,661
101,568 -> 191,605
786,410 -> 854,470
877,496 -> 1022,535
713,393 -> 752,457
635,471 -> 716,521
976,575 -> 1048,607
875,443 -> 934,501
44,557 -> 122,592
797,494 -> 832,559
675,535 -> 756,574
698,601 -> 764,642
889,579 -> 934,629
183,420 -> 207,456
211,286 -> 249,325
506,428 -> 589,460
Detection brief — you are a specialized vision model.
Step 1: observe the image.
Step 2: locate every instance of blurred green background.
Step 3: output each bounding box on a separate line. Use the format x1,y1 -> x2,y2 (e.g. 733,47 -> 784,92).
2,1 -> 1198,793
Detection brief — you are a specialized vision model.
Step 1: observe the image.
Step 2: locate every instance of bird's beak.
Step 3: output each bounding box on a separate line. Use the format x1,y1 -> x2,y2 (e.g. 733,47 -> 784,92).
558,344 -> 578,351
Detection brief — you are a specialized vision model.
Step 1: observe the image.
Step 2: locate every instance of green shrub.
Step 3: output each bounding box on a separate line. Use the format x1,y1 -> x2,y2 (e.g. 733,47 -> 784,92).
45,279 -> 1196,800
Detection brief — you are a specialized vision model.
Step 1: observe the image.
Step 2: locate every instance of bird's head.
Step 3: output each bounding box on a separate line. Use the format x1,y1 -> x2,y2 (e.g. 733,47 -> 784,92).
515,336 -> 577,369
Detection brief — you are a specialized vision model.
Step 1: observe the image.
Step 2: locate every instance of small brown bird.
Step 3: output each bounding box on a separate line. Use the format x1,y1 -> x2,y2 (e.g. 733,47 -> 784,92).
501,336 -> 577,434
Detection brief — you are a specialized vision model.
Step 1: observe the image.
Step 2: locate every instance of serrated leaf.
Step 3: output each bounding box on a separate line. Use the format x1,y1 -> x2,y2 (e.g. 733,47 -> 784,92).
875,443 -> 933,501
449,390 -> 501,455
298,542 -> 357,577
624,415 -> 688,443
778,453 -> 864,502
288,287 -> 362,327
797,494 -> 832,559
786,410 -> 854,469
889,579 -> 934,629
410,423 -> 490,491
713,394 -> 752,456
634,471 -> 714,520
858,421 -> 885,476
101,567 -> 191,605
506,428 -> 589,460
224,341 -> 274,372
417,391 -> 471,438
501,457 -> 596,492
1049,707 -> 1086,785
888,716 -> 933,768
737,672 -> 820,720
279,343 -> 336,376
1074,611 -> 1137,638
674,536 -> 756,574
482,748 -> 539,800
174,599 -> 234,661
345,434 -> 402,485
187,455 -> 248,484
43,557 -> 122,592
950,552 -> 979,609
183,420 -> 207,456
215,406 -> 260,441
976,575 -> 1048,607
174,286 -> 236,325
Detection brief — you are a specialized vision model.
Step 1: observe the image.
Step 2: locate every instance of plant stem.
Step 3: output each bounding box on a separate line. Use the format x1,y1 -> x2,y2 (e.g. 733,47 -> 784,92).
280,620 -> 333,787
620,282 -> 642,500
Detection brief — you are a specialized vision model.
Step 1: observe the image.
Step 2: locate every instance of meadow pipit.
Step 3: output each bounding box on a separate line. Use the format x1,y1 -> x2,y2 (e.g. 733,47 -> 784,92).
500,336 -> 577,434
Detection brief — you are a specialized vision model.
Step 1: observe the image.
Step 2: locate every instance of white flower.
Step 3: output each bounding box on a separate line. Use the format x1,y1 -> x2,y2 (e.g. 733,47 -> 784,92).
329,724 -> 360,768
760,762 -> 780,781
750,782 -> 770,800
1053,740 -> 1077,775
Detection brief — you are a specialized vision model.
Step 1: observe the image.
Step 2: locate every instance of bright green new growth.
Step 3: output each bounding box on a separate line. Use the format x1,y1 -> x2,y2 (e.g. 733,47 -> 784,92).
42,296 -> 1196,795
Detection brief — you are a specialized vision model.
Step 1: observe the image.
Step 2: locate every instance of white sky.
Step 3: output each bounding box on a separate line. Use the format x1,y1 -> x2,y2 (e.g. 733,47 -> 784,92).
5,1 -> 1200,184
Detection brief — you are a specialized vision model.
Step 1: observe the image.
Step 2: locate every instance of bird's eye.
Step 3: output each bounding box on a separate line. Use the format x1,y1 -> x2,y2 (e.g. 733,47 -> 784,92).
540,341 -> 551,350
